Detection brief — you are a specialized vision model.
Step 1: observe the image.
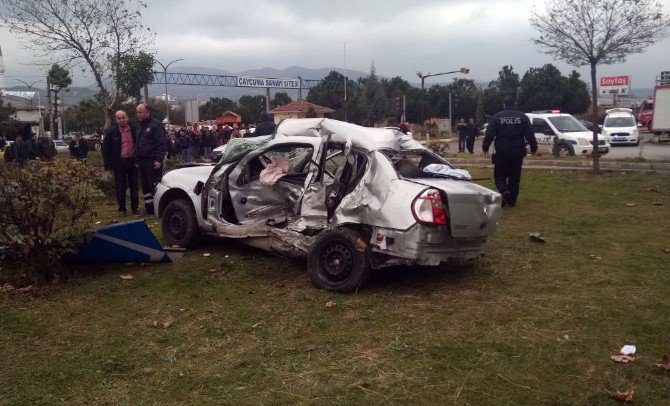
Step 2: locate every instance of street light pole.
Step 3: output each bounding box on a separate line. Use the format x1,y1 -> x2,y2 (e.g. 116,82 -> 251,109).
155,58 -> 184,125
16,79 -> 44,136
416,68 -> 469,125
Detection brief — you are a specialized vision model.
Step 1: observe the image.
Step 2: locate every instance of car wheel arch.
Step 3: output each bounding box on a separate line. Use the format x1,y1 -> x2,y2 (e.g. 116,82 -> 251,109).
158,188 -> 193,217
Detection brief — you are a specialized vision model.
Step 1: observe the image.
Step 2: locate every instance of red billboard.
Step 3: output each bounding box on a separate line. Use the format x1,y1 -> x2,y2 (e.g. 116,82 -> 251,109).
600,76 -> 630,87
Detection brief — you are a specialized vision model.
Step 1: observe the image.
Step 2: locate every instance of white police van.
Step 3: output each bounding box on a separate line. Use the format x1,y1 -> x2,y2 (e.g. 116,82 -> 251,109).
526,111 -> 610,156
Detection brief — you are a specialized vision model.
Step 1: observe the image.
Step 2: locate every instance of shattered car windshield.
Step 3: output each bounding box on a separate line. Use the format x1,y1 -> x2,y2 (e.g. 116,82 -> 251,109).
219,135 -> 272,164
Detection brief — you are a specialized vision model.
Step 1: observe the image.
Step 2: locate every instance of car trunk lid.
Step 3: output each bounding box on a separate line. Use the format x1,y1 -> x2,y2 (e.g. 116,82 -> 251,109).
408,178 -> 501,238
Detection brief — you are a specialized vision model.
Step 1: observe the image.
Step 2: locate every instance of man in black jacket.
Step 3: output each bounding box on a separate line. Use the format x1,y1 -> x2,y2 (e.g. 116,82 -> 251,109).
135,103 -> 167,215
482,97 -> 537,207
103,110 -> 139,215
253,111 -> 276,137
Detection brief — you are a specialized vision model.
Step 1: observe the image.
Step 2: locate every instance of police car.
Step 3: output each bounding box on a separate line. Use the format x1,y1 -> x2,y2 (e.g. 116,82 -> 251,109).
526,111 -> 610,156
601,108 -> 639,146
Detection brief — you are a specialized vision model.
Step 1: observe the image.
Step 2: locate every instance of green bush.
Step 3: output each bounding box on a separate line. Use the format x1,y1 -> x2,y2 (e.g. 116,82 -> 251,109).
0,160 -> 103,284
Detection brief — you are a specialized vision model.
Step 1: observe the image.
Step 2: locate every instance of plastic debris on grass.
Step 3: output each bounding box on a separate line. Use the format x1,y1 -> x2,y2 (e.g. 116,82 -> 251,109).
529,232 -> 545,243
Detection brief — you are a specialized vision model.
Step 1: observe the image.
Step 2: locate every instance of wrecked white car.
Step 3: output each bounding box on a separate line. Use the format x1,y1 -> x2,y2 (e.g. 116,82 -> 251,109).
155,118 -> 501,292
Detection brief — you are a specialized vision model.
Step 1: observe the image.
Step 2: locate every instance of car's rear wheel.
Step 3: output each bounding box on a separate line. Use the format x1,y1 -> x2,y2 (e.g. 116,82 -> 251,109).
162,199 -> 200,247
553,142 -> 575,156
307,229 -> 370,293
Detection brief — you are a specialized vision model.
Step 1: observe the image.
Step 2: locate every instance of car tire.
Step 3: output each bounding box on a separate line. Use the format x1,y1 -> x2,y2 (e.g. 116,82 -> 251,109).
161,199 -> 200,248
553,142 -> 574,157
307,229 -> 370,293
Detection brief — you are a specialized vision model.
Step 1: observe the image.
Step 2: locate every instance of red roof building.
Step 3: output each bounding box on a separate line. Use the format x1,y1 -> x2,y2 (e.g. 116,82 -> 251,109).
269,100 -> 335,123
215,111 -> 242,124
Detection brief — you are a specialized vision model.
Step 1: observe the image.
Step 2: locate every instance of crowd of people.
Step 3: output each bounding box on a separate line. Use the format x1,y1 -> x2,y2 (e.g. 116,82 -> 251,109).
1,132 -> 89,167
166,111 -> 276,163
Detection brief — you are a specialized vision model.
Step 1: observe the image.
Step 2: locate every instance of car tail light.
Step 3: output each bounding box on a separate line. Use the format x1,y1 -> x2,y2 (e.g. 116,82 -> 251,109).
412,189 -> 448,225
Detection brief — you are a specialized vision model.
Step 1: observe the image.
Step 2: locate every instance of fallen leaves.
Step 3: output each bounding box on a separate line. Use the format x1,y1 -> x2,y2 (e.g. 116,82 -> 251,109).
611,355 -> 635,363
325,301 -> 337,308
652,201 -> 663,206
151,320 -> 173,329
119,274 -> 134,280
529,232 -> 545,243
664,247 -> 670,254
608,389 -> 634,402
625,203 -> 636,207
0,283 -> 15,292
589,254 -> 602,260
653,355 -> 670,372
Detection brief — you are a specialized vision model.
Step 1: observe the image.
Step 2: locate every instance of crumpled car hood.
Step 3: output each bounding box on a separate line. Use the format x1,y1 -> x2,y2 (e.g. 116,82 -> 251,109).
162,165 -> 215,191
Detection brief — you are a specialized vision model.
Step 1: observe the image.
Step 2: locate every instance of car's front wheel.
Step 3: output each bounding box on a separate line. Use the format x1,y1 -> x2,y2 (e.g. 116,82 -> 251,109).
161,199 -> 200,247
553,142 -> 575,156
307,229 -> 370,293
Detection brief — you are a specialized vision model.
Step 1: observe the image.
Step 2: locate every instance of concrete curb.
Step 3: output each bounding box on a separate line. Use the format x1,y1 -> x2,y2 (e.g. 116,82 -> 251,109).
446,158 -> 670,173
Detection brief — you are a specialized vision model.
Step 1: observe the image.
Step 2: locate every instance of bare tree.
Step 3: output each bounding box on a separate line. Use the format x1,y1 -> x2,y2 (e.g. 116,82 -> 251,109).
530,0 -> 669,172
0,0 -> 154,128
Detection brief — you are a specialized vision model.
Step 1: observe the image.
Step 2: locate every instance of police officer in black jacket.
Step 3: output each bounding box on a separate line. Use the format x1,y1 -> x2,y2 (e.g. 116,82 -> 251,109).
135,103 -> 167,215
482,97 -> 538,207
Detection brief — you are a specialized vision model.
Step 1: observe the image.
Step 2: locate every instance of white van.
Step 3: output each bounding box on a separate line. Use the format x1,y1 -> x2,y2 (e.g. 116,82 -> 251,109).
526,111 -> 610,156
602,108 -> 640,146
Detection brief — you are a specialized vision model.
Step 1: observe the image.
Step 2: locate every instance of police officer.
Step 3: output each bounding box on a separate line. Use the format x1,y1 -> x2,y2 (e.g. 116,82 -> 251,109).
482,97 -> 537,207
135,103 -> 167,215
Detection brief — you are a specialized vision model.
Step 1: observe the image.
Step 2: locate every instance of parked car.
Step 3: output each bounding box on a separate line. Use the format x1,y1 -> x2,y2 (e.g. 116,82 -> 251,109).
601,108 -> 640,146
210,144 -> 227,162
155,118 -> 502,292
527,111 -> 610,156
53,140 -> 69,153
3,140 -> 14,152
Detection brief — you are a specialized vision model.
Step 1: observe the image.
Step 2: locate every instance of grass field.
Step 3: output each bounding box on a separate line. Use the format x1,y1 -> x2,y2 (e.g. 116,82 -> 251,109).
1,168 -> 669,405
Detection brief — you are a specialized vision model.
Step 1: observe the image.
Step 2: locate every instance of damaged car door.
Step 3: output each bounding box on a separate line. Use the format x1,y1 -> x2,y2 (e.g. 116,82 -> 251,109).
228,142 -> 318,225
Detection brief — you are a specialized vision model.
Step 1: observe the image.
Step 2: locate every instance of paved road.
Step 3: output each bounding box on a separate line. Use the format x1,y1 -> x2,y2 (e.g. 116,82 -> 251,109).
604,132 -> 670,160
440,131 -> 670,161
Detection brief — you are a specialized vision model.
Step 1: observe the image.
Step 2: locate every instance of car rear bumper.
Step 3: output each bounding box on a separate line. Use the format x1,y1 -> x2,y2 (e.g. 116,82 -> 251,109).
368,223 -> 488,269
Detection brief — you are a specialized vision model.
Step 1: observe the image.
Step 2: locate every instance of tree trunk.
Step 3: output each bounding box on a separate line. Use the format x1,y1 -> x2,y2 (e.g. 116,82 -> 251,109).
590,62 -> 600,173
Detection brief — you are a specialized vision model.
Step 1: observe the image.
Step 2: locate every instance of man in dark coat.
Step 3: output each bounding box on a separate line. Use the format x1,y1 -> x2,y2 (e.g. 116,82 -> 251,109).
35,135 -> 57,160
482,97 -> 537,207
135,103 -> 167,215
103,110 -> 140,215
4,136 -> 31,167
465,118 -> 479,154
253,111 -> 276,137
69,133 -> 89,161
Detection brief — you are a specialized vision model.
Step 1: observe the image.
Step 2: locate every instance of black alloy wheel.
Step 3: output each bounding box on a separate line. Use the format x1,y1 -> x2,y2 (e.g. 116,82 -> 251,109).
307,229 -> 370,293
161,199 -> 199,247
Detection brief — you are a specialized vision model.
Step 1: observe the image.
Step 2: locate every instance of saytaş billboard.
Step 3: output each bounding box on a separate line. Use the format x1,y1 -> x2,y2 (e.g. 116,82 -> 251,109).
600,76 -> 630,95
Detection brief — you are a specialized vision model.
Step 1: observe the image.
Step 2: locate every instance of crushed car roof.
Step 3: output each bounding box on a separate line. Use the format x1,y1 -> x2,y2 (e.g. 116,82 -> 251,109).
275,118 -> 425,152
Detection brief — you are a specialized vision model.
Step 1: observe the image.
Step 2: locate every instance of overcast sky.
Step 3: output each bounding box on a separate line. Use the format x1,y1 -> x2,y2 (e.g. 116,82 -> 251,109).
1,0 -> 669,91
